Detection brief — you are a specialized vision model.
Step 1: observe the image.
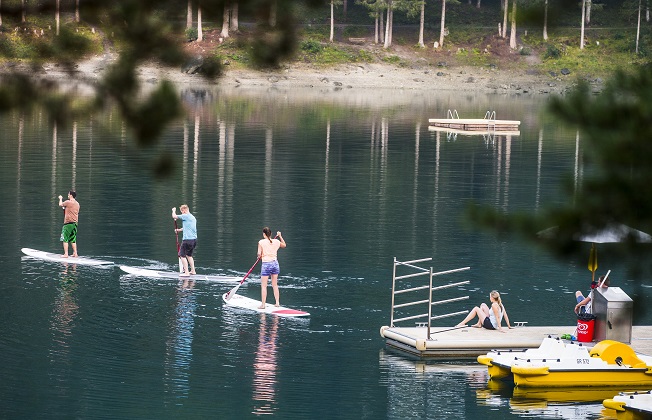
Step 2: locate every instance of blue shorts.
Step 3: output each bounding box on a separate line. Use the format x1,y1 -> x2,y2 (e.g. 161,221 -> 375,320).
261,260 -> 280,277
577,295 -> 587,314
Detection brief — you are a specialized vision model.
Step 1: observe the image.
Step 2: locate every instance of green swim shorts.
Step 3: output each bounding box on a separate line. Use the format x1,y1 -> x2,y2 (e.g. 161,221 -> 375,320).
60,223 -> 78,243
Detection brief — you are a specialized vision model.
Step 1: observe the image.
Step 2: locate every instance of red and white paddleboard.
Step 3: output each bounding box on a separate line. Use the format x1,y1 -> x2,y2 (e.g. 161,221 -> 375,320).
222,292 -> 310,317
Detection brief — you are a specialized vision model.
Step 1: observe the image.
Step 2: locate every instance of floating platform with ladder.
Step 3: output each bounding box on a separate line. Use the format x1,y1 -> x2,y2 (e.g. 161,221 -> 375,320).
379,257 -> 652,358
428,110 -> 521,133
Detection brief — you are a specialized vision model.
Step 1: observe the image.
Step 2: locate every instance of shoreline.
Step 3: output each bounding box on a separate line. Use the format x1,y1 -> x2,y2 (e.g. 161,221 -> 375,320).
6,52 -> 598,97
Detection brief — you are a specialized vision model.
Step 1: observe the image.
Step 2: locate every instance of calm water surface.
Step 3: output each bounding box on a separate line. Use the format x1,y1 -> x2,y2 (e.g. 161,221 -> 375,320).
1,86 -> 649,419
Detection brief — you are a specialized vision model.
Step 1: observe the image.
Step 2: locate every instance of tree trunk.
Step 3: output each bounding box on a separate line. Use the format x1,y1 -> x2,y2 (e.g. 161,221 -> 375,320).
22,0 -> 26,23
580,0 -> 585,49
586,0 -> 591,24
385,5 -> 394,48
231,3 -> 239,31
56,0 -> 60,35
75,0 -> 80,22
374,13 -> 379,44
0,0 -> 2,27
637,0 -> 642,54
187,0 -> 193,29
330,0 -> 334,42
477,0 -> 481,8
197,6 -> 203,41
221,3 -> 230,38
509,0 -> 516,49
270,0 -> 277,27
502,0 -> 508,38
343,0 -> 347,16
418,0 -> 425,48
646,0 -> 649,22
439,0 -> 446,47
543,0 -> 548,40
384,1 -> 392,48
380,9 -> 384,43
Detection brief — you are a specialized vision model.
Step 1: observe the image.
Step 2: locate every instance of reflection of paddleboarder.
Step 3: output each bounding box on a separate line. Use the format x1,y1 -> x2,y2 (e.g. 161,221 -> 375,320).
58,190 -> 79,258
257,227 -> 286,309
252,313 -> 279,415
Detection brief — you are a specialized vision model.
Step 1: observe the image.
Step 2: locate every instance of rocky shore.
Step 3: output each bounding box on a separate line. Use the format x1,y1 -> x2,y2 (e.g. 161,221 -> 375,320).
4,50 -> 597,97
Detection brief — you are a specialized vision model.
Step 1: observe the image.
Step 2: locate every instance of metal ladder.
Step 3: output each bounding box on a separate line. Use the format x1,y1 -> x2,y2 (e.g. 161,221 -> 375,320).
389,257 -> 470,340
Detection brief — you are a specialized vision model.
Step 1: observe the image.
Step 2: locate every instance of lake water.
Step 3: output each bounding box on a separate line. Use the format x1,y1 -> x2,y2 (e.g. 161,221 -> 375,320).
2,86 -> 649,419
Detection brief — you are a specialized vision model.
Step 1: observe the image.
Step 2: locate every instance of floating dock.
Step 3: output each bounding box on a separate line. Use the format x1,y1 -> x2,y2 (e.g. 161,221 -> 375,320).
428,118 -> 521,132
382,257 -> 652,359
380,325 -> 652,358
428,110 -> 521,132
427,125 -> 520,137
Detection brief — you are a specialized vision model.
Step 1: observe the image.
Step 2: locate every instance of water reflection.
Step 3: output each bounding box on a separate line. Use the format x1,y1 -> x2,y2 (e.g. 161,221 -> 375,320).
252,313 -> 279,416
51,122 -> 58,241
379,350 -> 480,418
50,263 -> 79,341
164,279 -> 197,402
536,129 -> 543,211
263,127 -> 273,221
476,379 -> 641,419
48,263 -> 79,399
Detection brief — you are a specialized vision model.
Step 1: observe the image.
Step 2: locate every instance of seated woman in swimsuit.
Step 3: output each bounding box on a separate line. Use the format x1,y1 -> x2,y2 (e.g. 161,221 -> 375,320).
455,290 -> 513,333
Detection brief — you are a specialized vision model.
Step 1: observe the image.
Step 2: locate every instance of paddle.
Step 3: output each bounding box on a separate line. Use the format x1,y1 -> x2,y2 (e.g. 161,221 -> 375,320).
598,270 -> 611,287
224,256 -> 261,301
174,219 -> 183,273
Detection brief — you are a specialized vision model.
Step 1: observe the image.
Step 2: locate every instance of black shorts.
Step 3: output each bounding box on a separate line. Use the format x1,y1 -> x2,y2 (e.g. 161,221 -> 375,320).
483,317 -> 495,330
179,239 -> 197,257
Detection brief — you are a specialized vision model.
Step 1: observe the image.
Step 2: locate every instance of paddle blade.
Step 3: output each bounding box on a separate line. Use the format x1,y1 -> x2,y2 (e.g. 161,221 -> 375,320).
224,256 -> 261,301
588,243 -> 598,272
224,285 -> 239,301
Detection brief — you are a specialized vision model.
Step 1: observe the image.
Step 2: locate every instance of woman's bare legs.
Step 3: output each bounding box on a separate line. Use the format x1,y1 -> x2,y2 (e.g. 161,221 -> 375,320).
456,305 -> 489,327
271,274 -> 280,307
259,275 -> 269,308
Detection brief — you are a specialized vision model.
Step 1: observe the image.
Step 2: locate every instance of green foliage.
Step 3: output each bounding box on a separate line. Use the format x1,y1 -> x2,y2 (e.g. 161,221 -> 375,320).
544,43 -> 562,59
0,23 -> 101,61
301,39 -> 324,54
382,55 -> 402,65
311,44 -> 374,65
186,27 -> 198,42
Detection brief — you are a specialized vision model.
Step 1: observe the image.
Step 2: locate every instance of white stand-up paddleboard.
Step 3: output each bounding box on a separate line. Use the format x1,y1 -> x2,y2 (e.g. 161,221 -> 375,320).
222,292 -> 310,317
21,248 -> 113,266
120,265 -> 239,283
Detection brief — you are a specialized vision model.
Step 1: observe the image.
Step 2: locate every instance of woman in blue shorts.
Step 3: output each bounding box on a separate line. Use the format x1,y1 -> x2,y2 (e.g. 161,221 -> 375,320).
257,227 -> 286,308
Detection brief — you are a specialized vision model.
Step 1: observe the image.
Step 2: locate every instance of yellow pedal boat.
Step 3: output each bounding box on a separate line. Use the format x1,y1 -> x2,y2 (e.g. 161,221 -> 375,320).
477,336 -> 568,380
603,390 -> 652,419
478,338 -> 652,388
511,340 -> 652,388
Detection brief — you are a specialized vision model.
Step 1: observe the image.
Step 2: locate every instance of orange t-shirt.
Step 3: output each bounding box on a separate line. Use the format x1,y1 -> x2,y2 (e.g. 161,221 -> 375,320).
62,199 -> 80,224
258,238 -> 281,262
